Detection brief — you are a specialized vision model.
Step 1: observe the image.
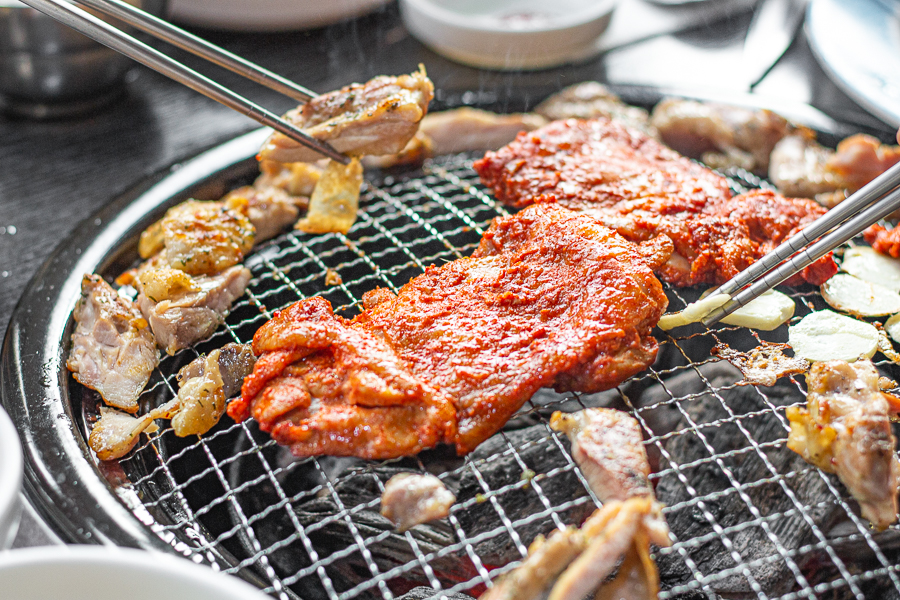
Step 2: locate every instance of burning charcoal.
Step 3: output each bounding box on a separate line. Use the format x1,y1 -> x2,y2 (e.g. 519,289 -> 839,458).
397,587 -> 475,600
646,366 -> 851,598
456,425 -> 596,567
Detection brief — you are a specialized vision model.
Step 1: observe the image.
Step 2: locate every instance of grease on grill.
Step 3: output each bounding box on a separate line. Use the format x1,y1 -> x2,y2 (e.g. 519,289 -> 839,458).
711,341 -> 810,386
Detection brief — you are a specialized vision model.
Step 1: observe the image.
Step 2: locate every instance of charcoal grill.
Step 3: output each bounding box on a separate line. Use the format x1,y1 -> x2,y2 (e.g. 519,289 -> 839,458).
4,96 -> 900,600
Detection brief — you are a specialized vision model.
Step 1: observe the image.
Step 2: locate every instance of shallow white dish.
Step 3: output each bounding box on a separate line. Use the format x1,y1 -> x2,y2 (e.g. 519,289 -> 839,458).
0,405 -> 22,549
806,0 -> 900,127
399,0 -> 617,70
0,546 -> 271,599
168,0 -> 390,32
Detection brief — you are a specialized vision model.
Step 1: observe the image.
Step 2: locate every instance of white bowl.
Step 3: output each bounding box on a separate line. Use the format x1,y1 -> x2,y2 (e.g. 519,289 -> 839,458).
0,546 -> 272,599
169,0 -> 391,32
399,0 -> 617,70
0,405 -> 22,549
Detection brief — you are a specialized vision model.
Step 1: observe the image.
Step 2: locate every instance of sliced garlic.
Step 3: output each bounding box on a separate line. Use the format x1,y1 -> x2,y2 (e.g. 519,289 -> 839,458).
657,294 -> 729,330
821,273 -> 900,317
885,313 -> 900,344
719,289 -> 795,331
841,247 -> 900,292
788,310 -> 879,362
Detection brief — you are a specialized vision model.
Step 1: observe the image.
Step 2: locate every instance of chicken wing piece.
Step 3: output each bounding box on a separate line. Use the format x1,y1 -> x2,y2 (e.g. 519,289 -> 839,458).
787,359 -> 900,530
258,66 -> 434,164
231,203 -> 670,459
474,117 -> 836,287
67,274 -> 159,413
650,98 -> 792,174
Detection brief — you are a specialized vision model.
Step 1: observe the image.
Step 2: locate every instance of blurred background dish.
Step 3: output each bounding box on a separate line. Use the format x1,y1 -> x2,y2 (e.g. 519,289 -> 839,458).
806,0 -> 900,128
167,0 -> 390,32
399,0 -> 618,70
0,0 -> 166,118
0,405 -> 22,550
0,546 -> 272,599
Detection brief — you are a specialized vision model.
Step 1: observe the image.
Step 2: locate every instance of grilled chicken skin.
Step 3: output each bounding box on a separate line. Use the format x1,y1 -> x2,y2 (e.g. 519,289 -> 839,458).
787,359 -> 900,530
67,274 -> 159,413
230,203 -> 671,459
259,66 -> 434,164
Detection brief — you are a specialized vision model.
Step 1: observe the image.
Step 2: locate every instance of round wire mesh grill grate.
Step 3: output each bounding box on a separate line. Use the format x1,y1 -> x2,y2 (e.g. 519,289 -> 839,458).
42,150 -> 900,600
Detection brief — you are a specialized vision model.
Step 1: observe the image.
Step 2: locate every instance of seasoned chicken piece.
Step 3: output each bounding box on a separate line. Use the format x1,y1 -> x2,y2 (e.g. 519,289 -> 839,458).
138,198 -> 255,274
768,133 -> 843,200
482,498 -> 661,600
380,473 -> 456,532
420,108 -> 547,155
295,158 -> 364,234
550,409 -> 653,502
259,67 -> 434,164
256,160 -> 323,197
550,409 -> 669,548
172,343 -> 256,437
474,118 -> 836,287
536,82 -> 657,137
650,98 -> 792,174
221,185 -> 305,243
364,108 -> 546,168
137,264 -> 251,355
88,400 -> 179,461
864,223 -> 900,258
770,132 -> 900,204
786,359 -> 900,530
230,204 -> 670,458
67,274 -> 159,413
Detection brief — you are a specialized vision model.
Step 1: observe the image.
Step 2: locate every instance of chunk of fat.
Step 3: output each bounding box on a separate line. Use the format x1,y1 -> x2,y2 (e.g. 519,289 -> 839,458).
821,273 -> 900,317
841,246 -> 900,292
788,310 -> 879,362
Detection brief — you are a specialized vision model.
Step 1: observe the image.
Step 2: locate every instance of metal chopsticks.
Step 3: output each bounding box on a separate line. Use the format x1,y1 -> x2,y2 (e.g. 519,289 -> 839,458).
702,160 -> 900,326
16,0 -> 349,165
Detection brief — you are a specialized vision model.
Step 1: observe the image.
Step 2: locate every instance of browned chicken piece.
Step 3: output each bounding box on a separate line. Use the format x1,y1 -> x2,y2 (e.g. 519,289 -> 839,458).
138,199 -> 255,274
787,359 -> 900,530
67,274 -> 159,413
255,160 -> 323,197
137,264 -> 251,355
221,185 -> 305,243
380,473 -> 456,531
550,409 -> 669,547
536,82 -> 657,138
295,158 -> 364,234
481,498 -> 661,600
258,67 -> 434,164
770,132 -> 900,205
230,203 -> 671,459
88,400 -> 179,461
172,343 -> 256,437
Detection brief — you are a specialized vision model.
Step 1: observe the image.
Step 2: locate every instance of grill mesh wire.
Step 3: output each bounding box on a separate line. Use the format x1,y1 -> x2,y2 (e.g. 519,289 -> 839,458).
98,154 -> 900,600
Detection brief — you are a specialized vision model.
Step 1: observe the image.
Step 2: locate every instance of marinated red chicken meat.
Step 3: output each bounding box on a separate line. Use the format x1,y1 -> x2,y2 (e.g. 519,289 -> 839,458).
864,223 -> 900,258
67,274 -> 159,412
259,66 -> 434,164
230,203 -> 671,458
474,118 -> 836,287
787,359 -> 900,530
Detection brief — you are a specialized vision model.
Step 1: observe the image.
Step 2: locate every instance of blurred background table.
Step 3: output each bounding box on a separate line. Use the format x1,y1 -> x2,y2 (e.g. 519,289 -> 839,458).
0,0 -> 893,548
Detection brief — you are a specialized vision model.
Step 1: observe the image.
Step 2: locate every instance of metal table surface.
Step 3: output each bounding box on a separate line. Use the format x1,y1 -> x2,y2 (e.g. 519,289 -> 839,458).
0,0 -> 892,549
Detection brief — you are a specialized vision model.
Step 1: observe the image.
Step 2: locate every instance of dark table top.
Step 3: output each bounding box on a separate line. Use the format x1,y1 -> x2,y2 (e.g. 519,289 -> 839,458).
0,0 -> 894,546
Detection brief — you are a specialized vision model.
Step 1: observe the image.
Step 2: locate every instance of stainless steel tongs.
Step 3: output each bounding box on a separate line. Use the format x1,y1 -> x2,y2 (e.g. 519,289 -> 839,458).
17,0 -> 350,164
702,159 -> 900,326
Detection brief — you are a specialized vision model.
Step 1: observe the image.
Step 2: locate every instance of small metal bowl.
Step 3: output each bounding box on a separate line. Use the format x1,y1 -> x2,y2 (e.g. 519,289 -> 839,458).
0,0 -> 166,118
